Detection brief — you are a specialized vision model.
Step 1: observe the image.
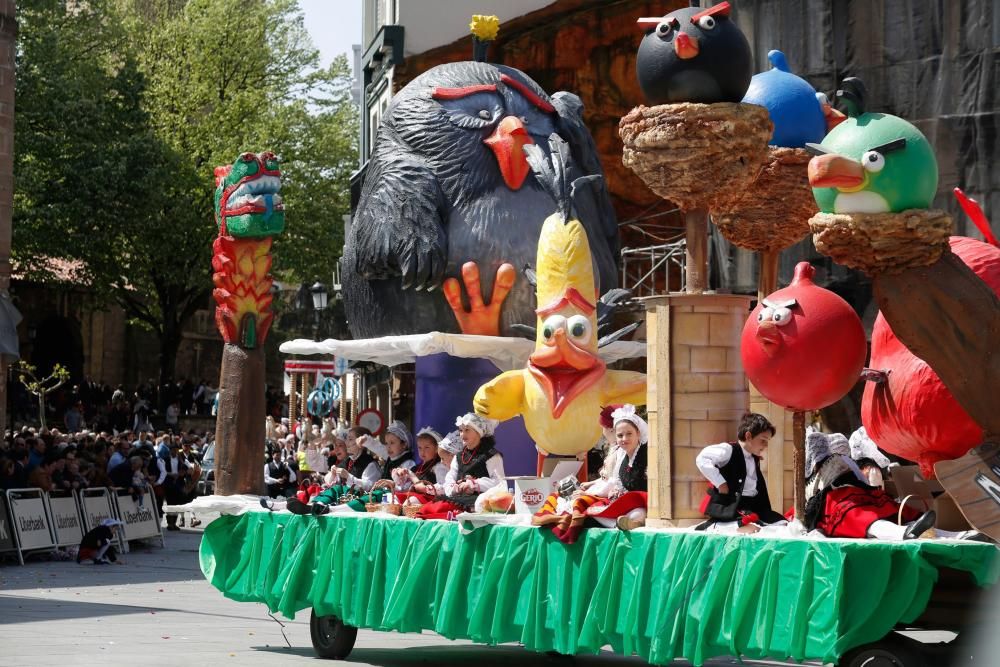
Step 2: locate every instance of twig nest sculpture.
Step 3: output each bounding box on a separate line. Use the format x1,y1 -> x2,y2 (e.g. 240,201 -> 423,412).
619,102 -> 771,211
808,209 -> 952,276
711,146 -> 816,253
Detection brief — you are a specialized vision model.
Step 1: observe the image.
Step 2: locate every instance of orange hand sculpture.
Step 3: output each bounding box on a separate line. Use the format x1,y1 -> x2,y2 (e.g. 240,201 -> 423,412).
442,261 -> 516,335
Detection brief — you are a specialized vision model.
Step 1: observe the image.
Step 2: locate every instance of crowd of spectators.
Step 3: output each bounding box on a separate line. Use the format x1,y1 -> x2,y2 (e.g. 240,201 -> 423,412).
0,425 -> 212,529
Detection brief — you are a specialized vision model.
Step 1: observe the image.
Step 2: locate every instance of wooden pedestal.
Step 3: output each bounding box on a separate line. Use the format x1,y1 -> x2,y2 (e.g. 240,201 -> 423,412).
643,293 -> 753,527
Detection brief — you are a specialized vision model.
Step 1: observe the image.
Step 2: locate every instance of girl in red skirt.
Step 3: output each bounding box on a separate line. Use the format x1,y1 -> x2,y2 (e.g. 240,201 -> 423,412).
532,404 -> 648,544
417,414 -> 505,520
804,430 -> 935,539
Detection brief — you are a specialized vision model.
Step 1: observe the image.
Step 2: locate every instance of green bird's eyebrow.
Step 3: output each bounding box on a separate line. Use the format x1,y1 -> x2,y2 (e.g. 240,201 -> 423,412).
871,138 -> 907,154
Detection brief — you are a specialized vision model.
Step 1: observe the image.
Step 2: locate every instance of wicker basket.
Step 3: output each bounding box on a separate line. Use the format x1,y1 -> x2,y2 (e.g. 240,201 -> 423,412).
809,209 -> 952,276
620,102 -> 772,211
711,146 -> 817,253
401,482 -> 437,518
366,480 -> 401,515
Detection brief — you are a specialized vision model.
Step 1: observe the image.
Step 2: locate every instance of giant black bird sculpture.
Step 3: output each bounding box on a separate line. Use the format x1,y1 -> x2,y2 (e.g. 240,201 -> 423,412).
342,61 -> 620,338
635,1 -> 752,105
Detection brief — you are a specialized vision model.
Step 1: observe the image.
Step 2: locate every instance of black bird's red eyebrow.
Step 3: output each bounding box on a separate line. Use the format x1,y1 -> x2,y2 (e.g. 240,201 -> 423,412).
431,84 -> 497,100
691,1 -> 731,23
500,74 -> 556,113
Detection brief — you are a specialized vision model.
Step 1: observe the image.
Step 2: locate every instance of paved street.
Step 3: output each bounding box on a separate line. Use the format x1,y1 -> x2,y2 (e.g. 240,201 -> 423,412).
0,524 -> 821,666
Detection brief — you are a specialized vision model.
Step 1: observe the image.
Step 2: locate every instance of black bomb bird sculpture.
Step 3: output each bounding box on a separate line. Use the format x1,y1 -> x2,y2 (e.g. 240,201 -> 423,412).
343,61 -> 620,338
636,2 -> 752,105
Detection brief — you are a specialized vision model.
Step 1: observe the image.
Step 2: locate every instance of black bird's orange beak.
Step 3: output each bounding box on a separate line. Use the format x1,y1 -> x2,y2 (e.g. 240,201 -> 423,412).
674,32 -> 699,59
484,116 -> 534,191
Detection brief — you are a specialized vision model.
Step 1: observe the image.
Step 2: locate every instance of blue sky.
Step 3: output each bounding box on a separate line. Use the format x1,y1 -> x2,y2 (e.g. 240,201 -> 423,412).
300,0 -> 363,69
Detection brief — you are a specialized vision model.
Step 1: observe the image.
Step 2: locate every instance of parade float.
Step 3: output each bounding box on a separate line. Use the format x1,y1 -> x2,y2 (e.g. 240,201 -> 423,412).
193,10 -> 999,667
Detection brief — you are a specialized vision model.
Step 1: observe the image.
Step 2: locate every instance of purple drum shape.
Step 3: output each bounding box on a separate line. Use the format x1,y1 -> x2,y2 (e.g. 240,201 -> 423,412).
414,352 -> 536,476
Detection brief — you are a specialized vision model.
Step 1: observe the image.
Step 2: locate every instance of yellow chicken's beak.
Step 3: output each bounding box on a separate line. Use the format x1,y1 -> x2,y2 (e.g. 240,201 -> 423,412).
528,328 -> 605,418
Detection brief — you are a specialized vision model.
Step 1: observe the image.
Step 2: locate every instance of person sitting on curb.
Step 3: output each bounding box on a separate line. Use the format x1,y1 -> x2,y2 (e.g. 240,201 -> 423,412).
77,518 -> 124,565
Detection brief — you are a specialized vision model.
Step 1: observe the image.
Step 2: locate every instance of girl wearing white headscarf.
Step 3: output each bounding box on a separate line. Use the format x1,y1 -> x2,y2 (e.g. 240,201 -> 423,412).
532,404 -> 649,543
805,429 -> 937,540
416,413 -> 505,520
394,427 -> 448,494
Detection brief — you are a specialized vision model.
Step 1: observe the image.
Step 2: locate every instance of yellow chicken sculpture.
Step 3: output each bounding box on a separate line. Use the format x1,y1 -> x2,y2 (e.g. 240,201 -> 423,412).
474,135 -> 647,456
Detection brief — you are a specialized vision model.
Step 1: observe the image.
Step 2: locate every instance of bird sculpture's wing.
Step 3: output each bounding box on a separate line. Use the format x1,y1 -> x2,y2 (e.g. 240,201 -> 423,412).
474,371 -> 526,422
551,92 -> 619,244
351,153 -> 448,290
600,370 -> 648,407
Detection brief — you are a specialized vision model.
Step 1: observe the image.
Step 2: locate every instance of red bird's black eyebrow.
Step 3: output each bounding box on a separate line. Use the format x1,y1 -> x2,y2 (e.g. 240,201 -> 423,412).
500,74 -> 556,113
691,1 -> 731,23
431,84 -> 498,100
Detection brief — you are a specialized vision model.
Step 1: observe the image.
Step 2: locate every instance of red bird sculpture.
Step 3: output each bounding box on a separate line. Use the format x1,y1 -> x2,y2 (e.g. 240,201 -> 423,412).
741,262 -> 867,412
862,189 -> 1000,478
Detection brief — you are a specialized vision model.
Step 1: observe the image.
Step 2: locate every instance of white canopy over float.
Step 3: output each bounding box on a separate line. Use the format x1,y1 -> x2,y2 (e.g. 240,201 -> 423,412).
278,332 -> 646,372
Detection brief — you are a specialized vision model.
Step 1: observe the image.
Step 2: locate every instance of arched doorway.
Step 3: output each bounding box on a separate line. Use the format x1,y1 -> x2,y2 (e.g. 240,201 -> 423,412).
31,315 -> 84,382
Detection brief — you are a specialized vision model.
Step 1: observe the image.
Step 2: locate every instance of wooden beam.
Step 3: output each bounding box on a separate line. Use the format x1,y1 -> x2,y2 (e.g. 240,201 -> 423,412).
685,208 -> 709,293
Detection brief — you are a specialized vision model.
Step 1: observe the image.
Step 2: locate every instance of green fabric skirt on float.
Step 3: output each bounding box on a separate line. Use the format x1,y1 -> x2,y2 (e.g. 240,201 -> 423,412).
199,511 -> 998,666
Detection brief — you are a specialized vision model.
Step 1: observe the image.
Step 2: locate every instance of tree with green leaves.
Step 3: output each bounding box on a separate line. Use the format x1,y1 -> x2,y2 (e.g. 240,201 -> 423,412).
14,361 -> 70,430
14,0 -> 358,384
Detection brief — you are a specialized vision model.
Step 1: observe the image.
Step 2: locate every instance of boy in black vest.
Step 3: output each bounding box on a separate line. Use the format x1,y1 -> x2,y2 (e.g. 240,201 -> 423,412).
695,413 -> 786,530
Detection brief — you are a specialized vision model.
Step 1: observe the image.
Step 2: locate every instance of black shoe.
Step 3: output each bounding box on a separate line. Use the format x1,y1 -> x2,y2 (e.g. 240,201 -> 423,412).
311,503 -> 330,516
904,510 -> 937,540
259,497 -> 275,511
166,524 -> 181,531
286,497 -> 311,515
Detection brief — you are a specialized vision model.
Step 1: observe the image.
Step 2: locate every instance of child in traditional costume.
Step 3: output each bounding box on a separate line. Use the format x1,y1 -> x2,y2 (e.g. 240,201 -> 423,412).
337,426 -> 380,491
77,518 -> 123,565
804,429 -> 937,540
362,420 -> 416,482
532,404 -> 649,544
395,427 -> 448,500
695,413 -> 787,531
416,414 -> 505,520
286,426 -> 382,515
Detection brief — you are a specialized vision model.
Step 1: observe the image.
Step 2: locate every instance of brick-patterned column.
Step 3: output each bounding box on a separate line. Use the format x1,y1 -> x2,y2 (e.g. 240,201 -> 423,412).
0,1 -> 15,433
644,294 -> 752,527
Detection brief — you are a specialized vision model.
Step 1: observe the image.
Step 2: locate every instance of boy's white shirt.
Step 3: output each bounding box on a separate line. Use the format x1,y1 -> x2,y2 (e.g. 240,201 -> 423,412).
695,441 -> 759,497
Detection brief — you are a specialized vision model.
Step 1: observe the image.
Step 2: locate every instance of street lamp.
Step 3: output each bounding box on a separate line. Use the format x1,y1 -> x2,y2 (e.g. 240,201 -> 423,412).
310,282 -> 328,311
310,282 -> 328,340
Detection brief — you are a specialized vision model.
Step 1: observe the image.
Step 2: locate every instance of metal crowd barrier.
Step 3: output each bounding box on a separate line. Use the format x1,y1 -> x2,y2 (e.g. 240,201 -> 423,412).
110,483 -> 164,549
1,484 -> 165,565
4,488 -> 57,565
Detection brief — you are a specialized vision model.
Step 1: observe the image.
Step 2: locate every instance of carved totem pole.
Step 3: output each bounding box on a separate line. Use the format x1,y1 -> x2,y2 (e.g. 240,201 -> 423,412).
212,152 -> 284,495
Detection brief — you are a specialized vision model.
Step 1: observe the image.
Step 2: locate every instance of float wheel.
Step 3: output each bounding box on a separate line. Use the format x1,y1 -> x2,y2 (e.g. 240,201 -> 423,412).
838,637 -> 924,667
309,609 -> 358,660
